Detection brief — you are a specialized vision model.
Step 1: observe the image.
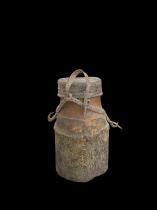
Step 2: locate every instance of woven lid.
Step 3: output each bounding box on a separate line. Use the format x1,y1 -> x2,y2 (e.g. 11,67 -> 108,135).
57,77 -> 103,99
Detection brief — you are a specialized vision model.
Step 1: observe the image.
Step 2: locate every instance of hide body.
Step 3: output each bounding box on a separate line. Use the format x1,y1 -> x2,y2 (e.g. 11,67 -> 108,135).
48,69 -> 121,182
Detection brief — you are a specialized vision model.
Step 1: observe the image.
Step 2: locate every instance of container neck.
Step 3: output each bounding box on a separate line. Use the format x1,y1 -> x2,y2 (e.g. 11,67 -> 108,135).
59,96 -> 102,119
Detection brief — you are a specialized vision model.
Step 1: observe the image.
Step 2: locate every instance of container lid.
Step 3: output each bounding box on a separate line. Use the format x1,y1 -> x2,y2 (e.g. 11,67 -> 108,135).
57,77 -> 103,98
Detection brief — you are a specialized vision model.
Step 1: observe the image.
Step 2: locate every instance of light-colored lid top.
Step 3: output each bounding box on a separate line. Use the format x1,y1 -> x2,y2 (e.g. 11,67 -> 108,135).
57,77 -> 103,98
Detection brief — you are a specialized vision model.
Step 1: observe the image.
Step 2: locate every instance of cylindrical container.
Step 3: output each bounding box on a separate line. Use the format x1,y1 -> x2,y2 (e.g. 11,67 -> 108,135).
48,69 -> 121,182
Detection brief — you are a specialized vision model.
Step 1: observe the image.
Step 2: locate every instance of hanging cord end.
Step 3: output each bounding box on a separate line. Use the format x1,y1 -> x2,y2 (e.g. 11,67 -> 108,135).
48,112 -> 57,122
108,120 -> 123,129
111,121 -> 122,129
117,124 -> 123,129
105,113 -> 122,129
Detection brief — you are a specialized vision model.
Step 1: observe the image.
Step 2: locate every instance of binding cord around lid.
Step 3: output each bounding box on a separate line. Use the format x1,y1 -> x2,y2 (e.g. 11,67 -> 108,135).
48,69 -> 122,129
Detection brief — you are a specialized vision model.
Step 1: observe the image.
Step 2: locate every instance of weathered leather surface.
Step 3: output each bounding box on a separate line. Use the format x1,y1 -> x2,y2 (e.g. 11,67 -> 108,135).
54,115 -> 109,182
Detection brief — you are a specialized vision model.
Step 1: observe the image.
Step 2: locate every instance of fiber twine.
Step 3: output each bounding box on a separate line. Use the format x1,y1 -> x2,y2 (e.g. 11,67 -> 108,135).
48,69 -> 122,129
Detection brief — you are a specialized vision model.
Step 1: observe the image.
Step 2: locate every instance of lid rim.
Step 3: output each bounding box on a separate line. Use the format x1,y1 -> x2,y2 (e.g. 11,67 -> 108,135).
57,76 -> 102,98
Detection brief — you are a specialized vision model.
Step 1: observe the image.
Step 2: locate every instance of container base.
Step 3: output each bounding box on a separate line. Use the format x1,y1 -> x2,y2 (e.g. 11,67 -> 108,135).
56,166 -> 108,182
